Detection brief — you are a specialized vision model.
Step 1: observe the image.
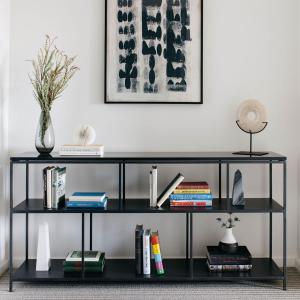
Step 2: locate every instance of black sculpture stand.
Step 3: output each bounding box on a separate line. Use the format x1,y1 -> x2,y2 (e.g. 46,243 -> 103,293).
233,121 -> 269,156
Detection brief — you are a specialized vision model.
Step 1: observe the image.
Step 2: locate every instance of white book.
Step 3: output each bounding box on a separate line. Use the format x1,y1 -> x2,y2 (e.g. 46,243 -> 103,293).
152,166 -> 158,207
156,174 -> 185,208
143,229 -> 151,275
66,250 -> 101,262
149,171 -> 153,207
46,167 -> 55,209
59,145 -> 104,156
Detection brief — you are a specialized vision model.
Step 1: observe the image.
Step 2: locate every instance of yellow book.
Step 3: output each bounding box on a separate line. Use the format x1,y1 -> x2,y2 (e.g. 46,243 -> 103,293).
174,189 -> 211,194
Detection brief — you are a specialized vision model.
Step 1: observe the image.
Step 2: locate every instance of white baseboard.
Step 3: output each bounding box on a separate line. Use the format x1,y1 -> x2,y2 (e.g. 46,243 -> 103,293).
0,259 -> 8,275
295,258 -> 300,272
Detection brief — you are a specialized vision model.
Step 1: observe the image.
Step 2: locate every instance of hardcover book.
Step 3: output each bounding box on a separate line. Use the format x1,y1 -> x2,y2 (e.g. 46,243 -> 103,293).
66,251 -> 101,262
143,229 -> 151,275
66,199 -> 107,208
169,194 -> 213,200
177,182 -> 209,189
135,225 -> 143,275
69,192 -> 106,202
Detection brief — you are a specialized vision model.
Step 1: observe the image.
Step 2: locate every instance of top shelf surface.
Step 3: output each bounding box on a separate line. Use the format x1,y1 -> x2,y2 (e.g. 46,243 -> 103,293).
11,151 -> 286,163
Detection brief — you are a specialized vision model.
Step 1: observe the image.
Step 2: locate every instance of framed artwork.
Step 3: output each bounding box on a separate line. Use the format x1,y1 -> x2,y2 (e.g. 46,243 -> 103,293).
105,0 -> 203,104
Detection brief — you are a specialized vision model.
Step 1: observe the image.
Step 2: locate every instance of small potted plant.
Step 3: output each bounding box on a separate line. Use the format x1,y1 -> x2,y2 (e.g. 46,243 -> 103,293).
29,35 -> 79,154
216,214 -> 240,254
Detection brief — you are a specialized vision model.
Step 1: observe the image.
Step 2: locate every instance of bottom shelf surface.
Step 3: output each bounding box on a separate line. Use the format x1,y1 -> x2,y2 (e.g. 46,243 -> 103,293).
13,258 -> 283,283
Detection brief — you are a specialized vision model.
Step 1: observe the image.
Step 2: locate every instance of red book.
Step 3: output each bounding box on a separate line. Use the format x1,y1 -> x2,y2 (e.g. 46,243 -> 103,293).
177,182 -> 209,189
170,201 -> 212,207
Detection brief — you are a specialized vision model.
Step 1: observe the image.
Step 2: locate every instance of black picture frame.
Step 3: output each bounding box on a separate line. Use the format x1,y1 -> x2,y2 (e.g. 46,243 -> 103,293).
105,0 -> 203,104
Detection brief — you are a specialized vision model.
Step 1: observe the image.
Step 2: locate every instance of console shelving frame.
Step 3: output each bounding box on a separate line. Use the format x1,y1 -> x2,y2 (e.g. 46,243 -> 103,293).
9,152 -> 287,291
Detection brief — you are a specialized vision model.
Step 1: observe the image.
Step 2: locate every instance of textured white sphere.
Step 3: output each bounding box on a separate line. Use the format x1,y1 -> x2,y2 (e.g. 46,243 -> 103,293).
236,99 -> 267,133
74,125 -> 96,145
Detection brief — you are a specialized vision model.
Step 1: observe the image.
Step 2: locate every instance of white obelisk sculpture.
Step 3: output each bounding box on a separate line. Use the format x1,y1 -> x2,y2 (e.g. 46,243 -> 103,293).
36,222 -> 51,271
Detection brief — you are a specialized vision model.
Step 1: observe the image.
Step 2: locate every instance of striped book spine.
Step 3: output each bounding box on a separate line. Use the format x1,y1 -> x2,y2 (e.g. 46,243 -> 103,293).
151,231 -> 164,275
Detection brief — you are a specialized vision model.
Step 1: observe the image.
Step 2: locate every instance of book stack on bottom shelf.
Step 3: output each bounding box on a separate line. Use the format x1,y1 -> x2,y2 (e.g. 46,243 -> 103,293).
135,225 -> 164,276
206,246 -> 252,272
63,251 -> 105,273
170,181 -> 213,207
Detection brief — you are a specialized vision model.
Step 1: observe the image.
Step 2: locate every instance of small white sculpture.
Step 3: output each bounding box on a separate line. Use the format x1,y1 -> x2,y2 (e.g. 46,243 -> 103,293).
36,222 -> 51,271
74,125 -> 96,146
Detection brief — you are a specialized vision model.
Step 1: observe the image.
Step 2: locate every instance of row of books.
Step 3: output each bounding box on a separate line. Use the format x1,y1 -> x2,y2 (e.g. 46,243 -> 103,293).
170,181 -> 213,207
206,246 -> 252,272
135,225 -> 164,276
66,192 -> 107,208
43,166 -> 66,209
63,251 -> 105,273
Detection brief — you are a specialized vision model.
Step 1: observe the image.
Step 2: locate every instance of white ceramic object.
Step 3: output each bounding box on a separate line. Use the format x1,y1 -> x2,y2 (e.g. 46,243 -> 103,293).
36,222 -> 51,271
236,99 -> 267,133
220,228 -> 237,245
74,125 -> 96,146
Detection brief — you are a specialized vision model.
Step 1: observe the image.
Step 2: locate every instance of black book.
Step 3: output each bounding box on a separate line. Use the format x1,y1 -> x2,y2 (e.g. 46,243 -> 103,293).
156,173 -> 184,208
135,224 -> 143,275
206,246 -> 252,265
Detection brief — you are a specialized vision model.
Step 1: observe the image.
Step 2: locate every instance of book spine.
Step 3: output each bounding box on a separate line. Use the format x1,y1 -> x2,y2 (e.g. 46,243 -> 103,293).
170,194 -> 212,200
143,233 -> 151,275
151,232 -> 164,275
52,168 -> 58,209
66,201 -> 107,208
152,166 -> 157,207
69,197 -> 105,202
208,256 -> 252,265
57,168 -> 66,207
43,168 -> 47,208
170,200 -> 212,207
46,169 -> 52,209
135,226 -> 143,275
177,184 -> 209,189
173,189 -> 211,194
63,265 -> 105,272
207,263 -> 252,271
149,171 -> 153,207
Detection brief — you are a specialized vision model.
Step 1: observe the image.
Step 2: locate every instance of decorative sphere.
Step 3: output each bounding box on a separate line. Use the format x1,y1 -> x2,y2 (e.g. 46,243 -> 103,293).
75,125 -> 96,145
236,99 -> 267,133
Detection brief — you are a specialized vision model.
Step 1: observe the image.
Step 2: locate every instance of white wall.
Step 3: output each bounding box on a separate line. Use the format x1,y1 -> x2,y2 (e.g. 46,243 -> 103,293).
8,0 -> 299,265
0,0 -> 10,273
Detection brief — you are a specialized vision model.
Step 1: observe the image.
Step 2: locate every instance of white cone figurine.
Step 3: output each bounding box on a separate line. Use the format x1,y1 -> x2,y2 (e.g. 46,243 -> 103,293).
36,222 -> 51,271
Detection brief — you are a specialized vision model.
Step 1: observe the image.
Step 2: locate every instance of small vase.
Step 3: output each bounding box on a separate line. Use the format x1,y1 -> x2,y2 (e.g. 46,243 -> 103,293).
219,227 -> 238,254
35,110 -> 55,154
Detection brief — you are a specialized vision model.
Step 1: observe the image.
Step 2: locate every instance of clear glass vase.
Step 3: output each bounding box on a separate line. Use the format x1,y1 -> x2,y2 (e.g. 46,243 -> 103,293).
35,110 -> 55,154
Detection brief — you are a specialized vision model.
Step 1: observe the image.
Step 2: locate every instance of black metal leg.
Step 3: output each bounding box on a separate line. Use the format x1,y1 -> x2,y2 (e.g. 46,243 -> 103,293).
226,163 -> 230,209
219,163 -> 222,202
283,161 -> 287,290
81,213 -> 85,278
90,213 -> 93,250
189,213 -> 193,277
25,163 -> 29,261
269,162 -> 272,260
122,163 -> 126,207
9,162 -> 13,292
186,213 -> 189,261
119,163 -> 122,209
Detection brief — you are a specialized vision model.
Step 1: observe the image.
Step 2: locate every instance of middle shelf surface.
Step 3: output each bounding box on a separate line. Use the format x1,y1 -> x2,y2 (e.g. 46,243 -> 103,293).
13,198 -> 284,214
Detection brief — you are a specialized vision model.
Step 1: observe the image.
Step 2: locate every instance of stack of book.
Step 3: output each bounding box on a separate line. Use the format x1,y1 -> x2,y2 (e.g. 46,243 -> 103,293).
43,166 -> 66,209
169,181 -> 213,207
63,251 -> 105,273
59,145 -> 104,156
206,246 -> 252,272
66,192 -> 107,208
135,225 -> 164,276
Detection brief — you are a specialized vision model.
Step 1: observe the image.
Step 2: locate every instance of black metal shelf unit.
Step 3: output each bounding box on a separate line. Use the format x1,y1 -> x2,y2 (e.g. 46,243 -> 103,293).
9,152 -> 287,291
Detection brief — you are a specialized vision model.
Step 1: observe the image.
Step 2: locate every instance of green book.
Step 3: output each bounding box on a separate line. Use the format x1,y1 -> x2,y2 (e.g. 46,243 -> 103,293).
63,253 -> 105,267
63,261 -> 105,273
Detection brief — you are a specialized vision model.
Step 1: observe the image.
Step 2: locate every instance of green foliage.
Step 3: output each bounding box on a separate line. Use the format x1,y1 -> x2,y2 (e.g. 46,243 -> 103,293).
29,35 -> 79,113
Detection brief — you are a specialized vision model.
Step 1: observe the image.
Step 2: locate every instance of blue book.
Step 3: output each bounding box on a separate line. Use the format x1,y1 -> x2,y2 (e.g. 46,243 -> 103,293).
169,194 -> 213,200
70,192 -> 106,202
67,199 -> 107,208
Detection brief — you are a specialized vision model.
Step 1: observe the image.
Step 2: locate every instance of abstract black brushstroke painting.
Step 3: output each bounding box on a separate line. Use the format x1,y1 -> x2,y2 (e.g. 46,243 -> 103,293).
106,0 -> 203,104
